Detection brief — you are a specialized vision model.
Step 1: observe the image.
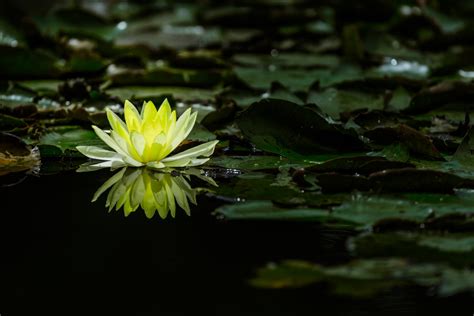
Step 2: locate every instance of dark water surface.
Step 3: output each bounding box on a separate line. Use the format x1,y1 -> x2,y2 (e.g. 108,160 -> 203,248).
0,170 -> 472,316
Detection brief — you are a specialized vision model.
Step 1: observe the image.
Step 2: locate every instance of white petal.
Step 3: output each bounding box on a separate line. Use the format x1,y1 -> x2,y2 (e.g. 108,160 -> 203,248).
162,140 -> 218,162
130,132 -> 146,157
171,111 -> 198,149
146,161 -> 166,169
76,146 -> 124,161
92,126 -> 128,156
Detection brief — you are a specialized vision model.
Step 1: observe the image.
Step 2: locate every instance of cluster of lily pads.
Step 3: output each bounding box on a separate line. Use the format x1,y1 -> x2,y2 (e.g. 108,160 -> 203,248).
0,0 -> 473,301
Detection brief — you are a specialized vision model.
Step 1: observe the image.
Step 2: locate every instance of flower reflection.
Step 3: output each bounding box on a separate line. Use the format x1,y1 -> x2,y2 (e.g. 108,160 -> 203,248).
91,167 -> 217,219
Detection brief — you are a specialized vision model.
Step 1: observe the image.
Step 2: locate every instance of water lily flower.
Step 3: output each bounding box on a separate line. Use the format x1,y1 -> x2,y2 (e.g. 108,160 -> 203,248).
92,167 -> 216,219
77,99 -> 218,169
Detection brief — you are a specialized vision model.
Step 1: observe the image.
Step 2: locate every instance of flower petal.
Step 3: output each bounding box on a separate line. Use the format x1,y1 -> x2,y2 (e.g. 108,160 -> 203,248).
110,131 -> 143,165
130,131 -> 146,157
76,146 -> 123,161
146,161 -> 166,169
92,125 -> 128,156
124,100 -> 142,132
170,109 -> 197,149
106,108 -> 129,140
156,98 -> 172,129
162,140 -> 219,163
141,100 -> 157,122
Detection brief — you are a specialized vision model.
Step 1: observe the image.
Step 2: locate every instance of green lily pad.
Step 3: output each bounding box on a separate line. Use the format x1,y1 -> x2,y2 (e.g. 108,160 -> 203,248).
38,126 -> 102,158
236,99 -> 366,158
307,87 -> 385,119
234,67 -> 327,92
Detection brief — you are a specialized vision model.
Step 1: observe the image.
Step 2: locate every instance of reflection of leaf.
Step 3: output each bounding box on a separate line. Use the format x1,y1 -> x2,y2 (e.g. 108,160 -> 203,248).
237,99 -> 365,158
251,259 -> 474,297
351,232 -> 474,268
0,133 -> 40,176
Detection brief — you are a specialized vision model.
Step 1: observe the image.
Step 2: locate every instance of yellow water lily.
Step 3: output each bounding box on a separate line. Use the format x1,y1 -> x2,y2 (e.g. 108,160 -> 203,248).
76,99 -> 218,169
92,167 -> 217,219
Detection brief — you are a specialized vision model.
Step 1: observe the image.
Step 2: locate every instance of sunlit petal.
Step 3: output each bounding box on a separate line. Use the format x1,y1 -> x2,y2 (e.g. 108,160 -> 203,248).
124,100 -> 142,132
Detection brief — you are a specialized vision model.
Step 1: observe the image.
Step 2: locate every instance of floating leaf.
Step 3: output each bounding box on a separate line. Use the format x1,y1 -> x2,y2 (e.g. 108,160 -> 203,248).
38,126 -> 102,158
237,99 -> 366,158
307,87 -> 385,119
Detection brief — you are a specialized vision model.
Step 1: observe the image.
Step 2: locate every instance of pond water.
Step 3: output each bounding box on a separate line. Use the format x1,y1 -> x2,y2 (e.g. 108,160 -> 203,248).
1,0 -> 474,314
1,168 -> 471,316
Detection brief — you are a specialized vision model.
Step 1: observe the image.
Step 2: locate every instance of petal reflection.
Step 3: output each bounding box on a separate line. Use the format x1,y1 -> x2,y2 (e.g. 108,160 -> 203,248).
92,167 -> 216,219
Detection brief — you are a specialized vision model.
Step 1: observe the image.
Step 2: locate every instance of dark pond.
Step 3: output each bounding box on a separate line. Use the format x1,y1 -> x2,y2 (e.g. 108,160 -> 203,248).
1,0 -> 474,314
0,168 -> 472,316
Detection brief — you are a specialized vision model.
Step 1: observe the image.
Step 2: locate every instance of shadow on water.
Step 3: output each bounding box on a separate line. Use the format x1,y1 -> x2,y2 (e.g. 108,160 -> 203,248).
0,169 -> 471,316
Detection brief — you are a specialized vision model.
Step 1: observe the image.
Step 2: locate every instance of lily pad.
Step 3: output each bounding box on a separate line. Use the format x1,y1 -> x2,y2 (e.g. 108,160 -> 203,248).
38,126 -> 102,158
236,99 -> 366,158
307,87 -> 385,119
